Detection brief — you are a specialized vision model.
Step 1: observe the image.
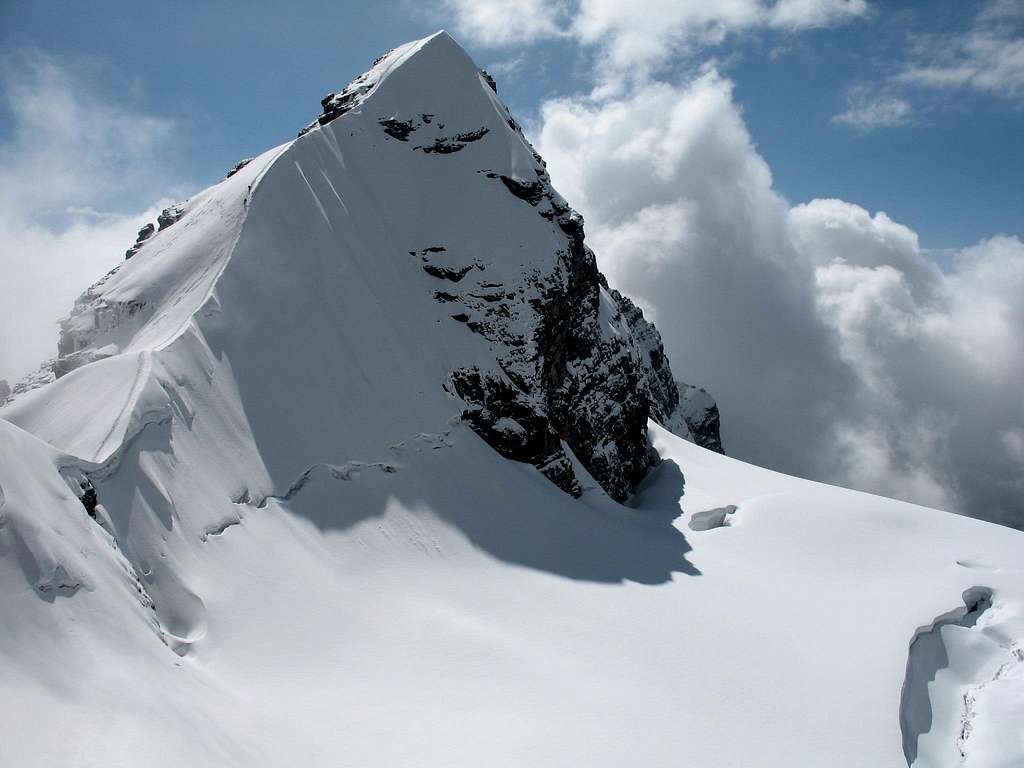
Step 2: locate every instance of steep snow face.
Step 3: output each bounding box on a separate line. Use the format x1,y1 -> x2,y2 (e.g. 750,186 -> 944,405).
279,30 -> 665,500
45,143 -> 287,381
15,30 -> 684,502
1,31 -> 1023,768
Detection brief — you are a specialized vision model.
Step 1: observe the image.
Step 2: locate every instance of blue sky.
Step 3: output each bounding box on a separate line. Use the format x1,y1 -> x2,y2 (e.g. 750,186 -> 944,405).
2,0 -> 1020,250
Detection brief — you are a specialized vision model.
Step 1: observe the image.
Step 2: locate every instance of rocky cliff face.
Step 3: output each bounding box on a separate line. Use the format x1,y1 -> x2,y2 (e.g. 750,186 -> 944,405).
303,37 -> 683,501
431,146 -> 654,501
611,290 -> 724,454
676,383 -> 723,454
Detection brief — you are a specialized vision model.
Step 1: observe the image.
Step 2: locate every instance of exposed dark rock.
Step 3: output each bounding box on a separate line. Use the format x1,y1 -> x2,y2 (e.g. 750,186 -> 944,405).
459,127 -> 490,142
125,222 -> 155,260
379,118 -> 417,141
498,175 -> 545,205
611,290 -> 680,427
372,48 -> 396,67
157,203 -> 186,230
609,290 -> 724,454
425,161 -> 656,500
535,243 -> 652,501
480,69 -> 497,93
420,142 -> 462,155
225,158 -> 254,179
423,264 -> 476,282
449,368 -> 581,497
677,383 -> 724,454
373,125 -> 671,500
417,127 -> 490,154
300,71 -> 377,135
413,246 -> 483,282
78,479 -> 99,519
294,39 -> 723,501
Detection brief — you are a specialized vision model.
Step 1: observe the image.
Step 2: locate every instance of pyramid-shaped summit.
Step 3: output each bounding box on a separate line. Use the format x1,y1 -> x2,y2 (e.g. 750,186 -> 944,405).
300,30 -> 489,137
25,30 -> 712,504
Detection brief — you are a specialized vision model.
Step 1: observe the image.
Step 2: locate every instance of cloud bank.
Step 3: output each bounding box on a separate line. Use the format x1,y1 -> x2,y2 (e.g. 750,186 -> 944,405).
534,72 -> 1024,526
0,51 -> 181,383
446,0 -> 868,84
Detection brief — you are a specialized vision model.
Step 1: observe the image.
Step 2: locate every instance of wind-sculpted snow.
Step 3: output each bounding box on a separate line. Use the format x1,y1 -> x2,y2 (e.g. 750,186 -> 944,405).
900,587 -> 993,765
688,504 -> 738,531
1,30 -> 1024,768
901,586 -> 1024,766
192,30 -> 685,502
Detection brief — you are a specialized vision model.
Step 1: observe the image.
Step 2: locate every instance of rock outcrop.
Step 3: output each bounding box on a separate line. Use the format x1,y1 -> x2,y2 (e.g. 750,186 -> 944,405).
677,383 -> 723,454
225,159 -> 253,179
124,222 -> 155,260
610,290 -> 724,454
297,38 -> 692,501
157,203 -> 186,229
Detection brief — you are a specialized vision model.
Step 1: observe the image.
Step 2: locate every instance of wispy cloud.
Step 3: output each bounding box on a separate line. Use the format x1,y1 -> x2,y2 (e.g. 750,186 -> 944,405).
445,0 -> 869,85
486,54 -> 527,77
0,50 -> 185,382
832,86 -> 912,130
896,0 -> 1024,99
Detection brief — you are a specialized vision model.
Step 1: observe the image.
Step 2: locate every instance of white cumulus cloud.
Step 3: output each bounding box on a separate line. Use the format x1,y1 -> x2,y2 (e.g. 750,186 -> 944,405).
445,0 -> 868,81
534,72 -> 1024,527
831,89 -> 913,130
443,0 -> 571,46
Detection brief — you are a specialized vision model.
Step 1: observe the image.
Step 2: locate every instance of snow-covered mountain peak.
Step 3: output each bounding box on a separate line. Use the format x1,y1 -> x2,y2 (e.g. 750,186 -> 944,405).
9,30 -> 713,505
4,34 -> 1019,768
300,30 -> 512,148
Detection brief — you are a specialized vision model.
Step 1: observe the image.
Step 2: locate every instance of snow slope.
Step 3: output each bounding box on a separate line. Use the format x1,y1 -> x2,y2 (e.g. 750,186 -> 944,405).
1,31 -> 1022,767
